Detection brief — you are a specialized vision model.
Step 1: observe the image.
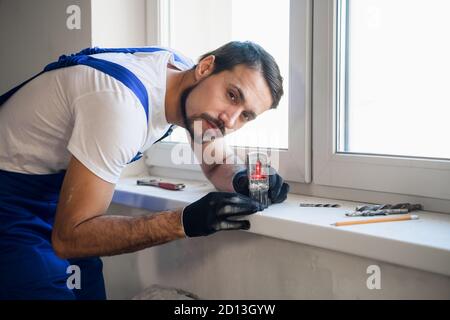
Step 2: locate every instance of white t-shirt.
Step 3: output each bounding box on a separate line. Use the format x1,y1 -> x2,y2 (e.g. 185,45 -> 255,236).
0,48 -> 194,183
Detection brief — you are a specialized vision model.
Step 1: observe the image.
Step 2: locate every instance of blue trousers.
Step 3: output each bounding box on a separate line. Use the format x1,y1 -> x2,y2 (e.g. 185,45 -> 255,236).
0,169 -> 106,300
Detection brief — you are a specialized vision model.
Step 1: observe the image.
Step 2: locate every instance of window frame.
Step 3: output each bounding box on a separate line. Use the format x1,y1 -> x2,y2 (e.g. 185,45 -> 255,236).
144,0 -> 312,183
312,0 -> 450,200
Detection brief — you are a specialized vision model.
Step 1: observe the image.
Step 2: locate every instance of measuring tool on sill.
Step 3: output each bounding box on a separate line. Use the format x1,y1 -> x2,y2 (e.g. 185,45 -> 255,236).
247,152 -> 270,209
136,179 -> 185,191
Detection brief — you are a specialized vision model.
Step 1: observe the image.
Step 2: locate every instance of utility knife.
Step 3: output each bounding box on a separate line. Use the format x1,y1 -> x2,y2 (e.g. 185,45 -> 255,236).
137,179 -> 185,191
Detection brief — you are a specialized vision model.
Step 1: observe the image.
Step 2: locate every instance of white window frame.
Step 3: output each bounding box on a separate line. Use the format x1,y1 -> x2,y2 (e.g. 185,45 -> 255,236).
144,0 -> 312,183
313,0 -> 450,200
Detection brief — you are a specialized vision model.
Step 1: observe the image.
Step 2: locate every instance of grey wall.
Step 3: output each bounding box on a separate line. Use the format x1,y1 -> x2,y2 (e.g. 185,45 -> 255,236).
0,0 -> 92,93
103,203 -> 450,300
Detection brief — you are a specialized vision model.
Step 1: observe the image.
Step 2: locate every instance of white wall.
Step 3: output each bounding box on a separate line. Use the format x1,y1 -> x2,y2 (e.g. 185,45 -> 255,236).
0,0 -> 92,93
103,203 -> 450,300
91,0 -> 147,47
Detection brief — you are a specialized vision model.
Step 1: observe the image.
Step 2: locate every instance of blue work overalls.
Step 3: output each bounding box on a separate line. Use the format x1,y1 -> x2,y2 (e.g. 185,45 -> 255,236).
0,47 -> 189,299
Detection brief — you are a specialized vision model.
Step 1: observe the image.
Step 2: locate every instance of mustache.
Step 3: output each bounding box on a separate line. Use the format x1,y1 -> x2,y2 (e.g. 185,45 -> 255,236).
191,113 -> 226,137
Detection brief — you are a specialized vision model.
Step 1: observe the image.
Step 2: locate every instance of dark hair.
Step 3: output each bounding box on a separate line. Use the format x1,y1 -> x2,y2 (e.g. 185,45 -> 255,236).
198,41 -> 284,109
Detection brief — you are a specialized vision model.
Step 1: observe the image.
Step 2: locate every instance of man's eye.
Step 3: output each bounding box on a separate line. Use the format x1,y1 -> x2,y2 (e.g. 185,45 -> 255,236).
242,111 -> 251,122
228,90 -> 237,103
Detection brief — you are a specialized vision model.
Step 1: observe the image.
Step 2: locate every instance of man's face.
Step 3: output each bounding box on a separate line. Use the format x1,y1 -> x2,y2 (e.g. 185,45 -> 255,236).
180,64 -> 273,142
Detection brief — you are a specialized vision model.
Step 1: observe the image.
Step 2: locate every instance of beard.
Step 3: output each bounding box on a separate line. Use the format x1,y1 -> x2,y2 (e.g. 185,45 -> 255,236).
180,85 -> 196,140
180,85 -> 225,144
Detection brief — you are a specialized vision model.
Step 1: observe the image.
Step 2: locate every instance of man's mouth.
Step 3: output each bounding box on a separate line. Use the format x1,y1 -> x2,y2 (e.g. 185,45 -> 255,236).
203,118 -> 225,136
194,113 -> 223,133
204,119 -> 218,130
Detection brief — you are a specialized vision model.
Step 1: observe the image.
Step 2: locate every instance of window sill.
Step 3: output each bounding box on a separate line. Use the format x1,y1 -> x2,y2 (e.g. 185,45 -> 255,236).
113,175 -> 450,277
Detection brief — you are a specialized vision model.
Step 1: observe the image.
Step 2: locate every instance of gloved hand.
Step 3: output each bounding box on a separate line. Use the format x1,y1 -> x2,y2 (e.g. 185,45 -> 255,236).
232,167 -> 290,204
182,192 -> 263,237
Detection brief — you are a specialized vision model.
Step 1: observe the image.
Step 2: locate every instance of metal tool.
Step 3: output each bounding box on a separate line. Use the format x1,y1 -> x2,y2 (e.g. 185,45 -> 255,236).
299,203 -> 341,208
136,179 -> 185,191
345,208 -> 410,217
345,203 -> 422,217
355,203 -> 422,212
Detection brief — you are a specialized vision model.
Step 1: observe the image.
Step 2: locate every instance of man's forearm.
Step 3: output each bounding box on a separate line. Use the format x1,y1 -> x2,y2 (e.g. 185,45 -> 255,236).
190,134 -> 245,192
52,209 -> 185,259
204,163 -> 245,192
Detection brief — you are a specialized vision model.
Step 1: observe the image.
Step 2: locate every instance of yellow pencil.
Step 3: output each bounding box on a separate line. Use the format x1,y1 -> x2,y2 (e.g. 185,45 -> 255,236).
332,214 -> 419,227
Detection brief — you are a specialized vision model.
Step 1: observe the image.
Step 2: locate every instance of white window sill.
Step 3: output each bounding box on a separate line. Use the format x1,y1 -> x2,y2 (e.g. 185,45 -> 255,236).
113,175 -> 450,277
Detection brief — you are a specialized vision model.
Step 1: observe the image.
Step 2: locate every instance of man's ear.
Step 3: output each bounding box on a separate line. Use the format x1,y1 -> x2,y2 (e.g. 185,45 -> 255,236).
194,55 -> 215,82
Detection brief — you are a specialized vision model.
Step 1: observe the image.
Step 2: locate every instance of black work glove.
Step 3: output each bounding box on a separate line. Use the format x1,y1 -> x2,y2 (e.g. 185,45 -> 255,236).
232,167 -> 290,204
182,192 -> 263,237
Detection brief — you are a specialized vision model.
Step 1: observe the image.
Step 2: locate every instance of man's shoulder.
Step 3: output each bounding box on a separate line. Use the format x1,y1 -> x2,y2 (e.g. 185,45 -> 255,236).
70,88 -> 146,135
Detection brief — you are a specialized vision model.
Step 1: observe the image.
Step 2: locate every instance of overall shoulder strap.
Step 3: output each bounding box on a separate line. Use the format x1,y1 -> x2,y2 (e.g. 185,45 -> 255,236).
1,46 -> 189,115
78,47 -> 192,69
1,48 -> 151,116
78,56 -> 150,121
0,47 -> 179,162
0,72 -> 45,107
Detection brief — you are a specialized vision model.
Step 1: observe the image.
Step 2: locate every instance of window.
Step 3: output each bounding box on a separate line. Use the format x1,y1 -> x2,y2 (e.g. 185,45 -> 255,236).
337,0 -> 450,160
164,0 -> 289,149
146,0 -> 312,183
314,0 -> 450,200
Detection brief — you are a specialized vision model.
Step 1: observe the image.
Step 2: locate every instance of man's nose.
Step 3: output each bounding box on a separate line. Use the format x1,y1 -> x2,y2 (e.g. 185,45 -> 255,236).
219,107 -> 243,129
